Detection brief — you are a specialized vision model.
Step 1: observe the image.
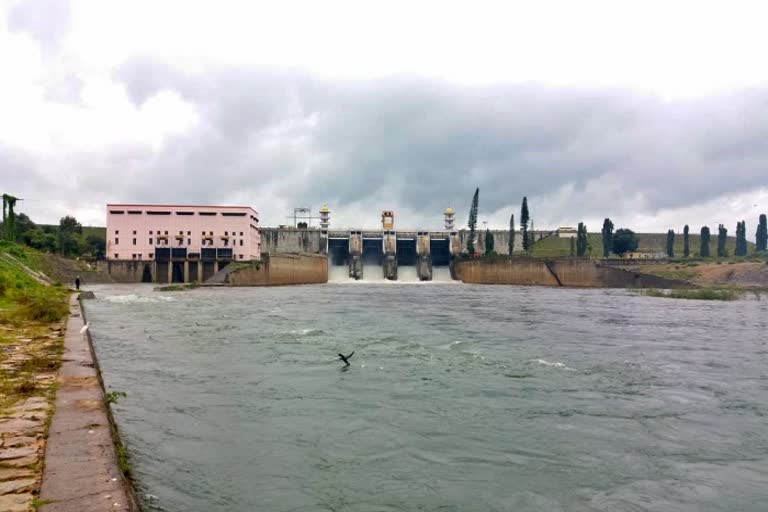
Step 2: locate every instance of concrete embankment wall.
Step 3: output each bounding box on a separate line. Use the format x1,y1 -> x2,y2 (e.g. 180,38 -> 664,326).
454,257 -> 687,288
224,253 -> 328,286
107,260 -> 153,283
453,257 -> 560,285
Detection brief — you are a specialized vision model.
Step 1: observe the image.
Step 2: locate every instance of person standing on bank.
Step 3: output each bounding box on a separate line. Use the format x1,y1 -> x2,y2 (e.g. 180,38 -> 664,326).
75,275 -> 81,291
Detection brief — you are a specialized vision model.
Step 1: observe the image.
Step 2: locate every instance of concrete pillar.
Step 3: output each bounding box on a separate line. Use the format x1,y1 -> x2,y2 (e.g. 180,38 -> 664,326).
167,261 -> 172,283
152,261 -> 157,283
382,231 -> 397,280
416,232 -> 432,281
449,231 -> 461,280
183,261 -> 189,283
348,231 -> 363,280
214,261 -> 220,275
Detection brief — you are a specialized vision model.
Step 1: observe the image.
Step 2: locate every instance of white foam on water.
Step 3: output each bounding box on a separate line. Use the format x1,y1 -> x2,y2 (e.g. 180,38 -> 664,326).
531,358 -> 577,371
103,294 -> 175,304
431,266 -> 454,282
397,266 -> 419,282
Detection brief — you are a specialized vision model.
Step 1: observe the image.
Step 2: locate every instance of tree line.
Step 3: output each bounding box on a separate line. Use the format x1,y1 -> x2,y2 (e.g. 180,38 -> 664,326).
0,212 -> 105,259
465,188 -> 767,259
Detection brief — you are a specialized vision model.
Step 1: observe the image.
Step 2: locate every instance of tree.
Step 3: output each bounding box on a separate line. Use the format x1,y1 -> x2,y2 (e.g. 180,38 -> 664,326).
612,228 -> 638,256
576,222 -> 588,257
683,225 -> 690,258
466,188 -> 479,255
521,197 -> 530,251
717,224 -> 728,257
484,228 -> 495,255
756,214 -> 767,252
86,234 -> 106,260
666,229 -> 675,258
569,236 -> 575,256
601,218 -> 614,258
14,213 -> 36,244
25,226 -> 57,252
508,214 -> 515,254
735,221 -> 747,257
58,215 -> 83,256
700,226 -> 710,257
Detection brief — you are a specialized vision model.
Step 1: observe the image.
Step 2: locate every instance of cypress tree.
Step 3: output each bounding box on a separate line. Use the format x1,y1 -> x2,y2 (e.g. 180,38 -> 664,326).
467,188 -> 479,255
735,221 -> 747,257
521,197 -> 530,251
666,229 -> 675,257
717,224 -> 728,257
485,228 -> 495,255
601,218 -> 614,258
508,213 -> 515,254
576,222 -> 588,257
756,214 -> 767,252
700,226 -> 710,257
683,225 -> 690,258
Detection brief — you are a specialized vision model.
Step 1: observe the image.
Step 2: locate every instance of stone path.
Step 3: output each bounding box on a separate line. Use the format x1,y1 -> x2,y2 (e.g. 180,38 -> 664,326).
38,295 -> 136,512
0,318 -> 62,512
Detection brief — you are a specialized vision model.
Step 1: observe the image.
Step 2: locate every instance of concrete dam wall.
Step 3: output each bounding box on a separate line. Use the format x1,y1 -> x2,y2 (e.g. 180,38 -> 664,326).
224,253 -> 328,286
454,257 -> 687,288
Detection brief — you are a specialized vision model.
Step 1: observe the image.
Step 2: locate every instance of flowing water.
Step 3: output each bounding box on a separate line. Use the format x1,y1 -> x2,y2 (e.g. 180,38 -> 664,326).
85,284 -> 768,512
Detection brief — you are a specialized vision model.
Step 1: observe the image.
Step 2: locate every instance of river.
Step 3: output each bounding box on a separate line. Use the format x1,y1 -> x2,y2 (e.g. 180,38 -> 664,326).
84,283 -> 768,511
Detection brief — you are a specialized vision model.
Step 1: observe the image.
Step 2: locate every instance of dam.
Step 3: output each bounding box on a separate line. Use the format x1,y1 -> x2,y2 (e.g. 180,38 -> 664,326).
325,230 -> 459,281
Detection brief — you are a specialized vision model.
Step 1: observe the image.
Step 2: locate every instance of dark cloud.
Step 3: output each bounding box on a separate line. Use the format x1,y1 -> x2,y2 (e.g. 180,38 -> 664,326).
7,0 -> 70,50
3,56 -> 768,227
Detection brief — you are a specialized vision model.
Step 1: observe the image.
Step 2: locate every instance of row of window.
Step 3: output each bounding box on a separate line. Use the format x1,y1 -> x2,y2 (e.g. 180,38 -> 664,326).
110,210 -> 253,219
114,230 -> 246,236
122,253 -> 247,260
114,238 -> 246,246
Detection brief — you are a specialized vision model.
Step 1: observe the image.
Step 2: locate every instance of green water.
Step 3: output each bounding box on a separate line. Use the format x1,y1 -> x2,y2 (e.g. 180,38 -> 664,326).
85,283 -> 768,511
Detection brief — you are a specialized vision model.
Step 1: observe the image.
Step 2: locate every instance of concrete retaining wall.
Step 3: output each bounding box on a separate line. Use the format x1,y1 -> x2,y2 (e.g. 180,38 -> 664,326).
106,260 -> 153,283
260,228 -> 324,254
454,257 -> 687,288
453,257 -> 559,285
225,253 -> 328,286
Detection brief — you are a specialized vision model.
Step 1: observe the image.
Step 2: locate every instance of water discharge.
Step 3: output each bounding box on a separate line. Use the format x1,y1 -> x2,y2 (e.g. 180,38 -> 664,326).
86,284 -> 768,512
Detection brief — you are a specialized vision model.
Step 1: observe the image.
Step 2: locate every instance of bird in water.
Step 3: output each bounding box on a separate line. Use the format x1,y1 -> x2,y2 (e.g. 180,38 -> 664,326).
338,351 -> 354,367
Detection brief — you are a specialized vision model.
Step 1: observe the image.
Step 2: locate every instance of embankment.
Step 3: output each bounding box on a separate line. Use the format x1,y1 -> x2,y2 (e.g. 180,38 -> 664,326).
454,257 -> 687,288
223,253 -> 328,286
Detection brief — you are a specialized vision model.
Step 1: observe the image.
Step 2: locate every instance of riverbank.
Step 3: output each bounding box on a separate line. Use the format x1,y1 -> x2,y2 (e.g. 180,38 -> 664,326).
624,260 -> 768,289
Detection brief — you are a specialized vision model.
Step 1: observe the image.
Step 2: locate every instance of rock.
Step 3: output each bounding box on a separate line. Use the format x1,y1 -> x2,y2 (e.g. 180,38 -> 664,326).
0,493 -> 34,512
2,455 -> 38,467
0,467 -> 34,481
0,418 -> 44,434
0,478 -> 36,495
1,435 -> 37,447
0,445 -> 37,461
80,291 -> 96,299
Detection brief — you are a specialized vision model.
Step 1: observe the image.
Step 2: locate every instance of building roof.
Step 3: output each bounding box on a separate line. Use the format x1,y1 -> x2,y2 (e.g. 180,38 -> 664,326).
107,203 -> 258,213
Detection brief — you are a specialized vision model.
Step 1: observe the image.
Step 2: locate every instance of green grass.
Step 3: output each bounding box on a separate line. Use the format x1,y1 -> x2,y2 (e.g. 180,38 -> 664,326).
643,287 -> 742,301
0,242 -> 69,323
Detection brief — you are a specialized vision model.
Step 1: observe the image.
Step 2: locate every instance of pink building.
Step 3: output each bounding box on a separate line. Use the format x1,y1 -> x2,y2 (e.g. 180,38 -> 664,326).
106,204 -> 260,283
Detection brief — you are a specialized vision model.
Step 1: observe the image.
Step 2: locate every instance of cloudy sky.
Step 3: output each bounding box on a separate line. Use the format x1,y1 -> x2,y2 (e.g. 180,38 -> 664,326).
2,0 -> 768,234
